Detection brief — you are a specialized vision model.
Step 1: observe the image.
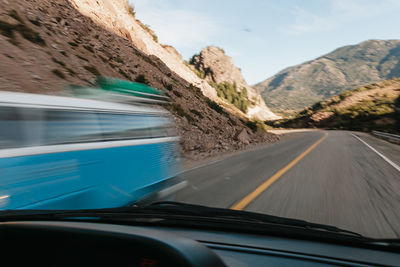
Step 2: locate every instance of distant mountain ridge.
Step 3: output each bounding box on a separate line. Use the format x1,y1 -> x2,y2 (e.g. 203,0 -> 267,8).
255,39 -> 400,112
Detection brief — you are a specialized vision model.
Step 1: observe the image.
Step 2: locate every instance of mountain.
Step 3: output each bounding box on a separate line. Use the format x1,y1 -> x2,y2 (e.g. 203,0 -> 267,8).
71,1 -> 277,121
189,46 -> 279,120
0,0 -> 277,160
254,39 -> 400,112
269,79 -> 400,133
70,0 -> 220,100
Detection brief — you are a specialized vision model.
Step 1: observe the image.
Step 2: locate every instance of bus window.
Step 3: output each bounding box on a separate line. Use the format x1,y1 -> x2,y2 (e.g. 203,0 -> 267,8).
0,106 -> 26,149
97,113 -> 151,140
43,109 -> 102,145
20,107 -> 45,147
147,116 -> 176,138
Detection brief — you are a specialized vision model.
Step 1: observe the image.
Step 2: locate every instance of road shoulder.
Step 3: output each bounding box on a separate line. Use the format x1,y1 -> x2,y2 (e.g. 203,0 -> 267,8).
182,129 -> 320,172
352,131 -> 400,166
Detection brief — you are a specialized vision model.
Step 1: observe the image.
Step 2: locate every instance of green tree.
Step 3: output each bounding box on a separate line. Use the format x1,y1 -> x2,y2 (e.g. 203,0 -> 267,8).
240,100 -> 248,113
240,87 -> 248,99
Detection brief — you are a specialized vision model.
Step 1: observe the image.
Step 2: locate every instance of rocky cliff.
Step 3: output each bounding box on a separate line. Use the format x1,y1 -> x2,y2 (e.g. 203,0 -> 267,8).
190,46 -> 279,120
0,0 -> 277,160
255,39 -> 400,112
69,0 -> 219,100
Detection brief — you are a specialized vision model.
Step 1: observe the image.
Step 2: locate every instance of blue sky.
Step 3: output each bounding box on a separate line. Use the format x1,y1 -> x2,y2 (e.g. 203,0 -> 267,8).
130,0 -> 400,85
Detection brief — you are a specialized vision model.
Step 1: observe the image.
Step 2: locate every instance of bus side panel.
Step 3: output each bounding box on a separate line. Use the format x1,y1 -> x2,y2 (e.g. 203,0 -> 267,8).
0,140 -> 180,210
96,140 -> 181,207
0,150 -> 101,210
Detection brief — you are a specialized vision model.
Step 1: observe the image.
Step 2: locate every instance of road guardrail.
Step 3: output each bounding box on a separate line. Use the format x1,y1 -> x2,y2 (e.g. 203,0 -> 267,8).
372,131 -> 400,144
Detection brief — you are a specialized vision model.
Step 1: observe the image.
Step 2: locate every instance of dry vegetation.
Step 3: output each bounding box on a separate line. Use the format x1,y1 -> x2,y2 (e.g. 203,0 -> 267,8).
268,79 -> 400,133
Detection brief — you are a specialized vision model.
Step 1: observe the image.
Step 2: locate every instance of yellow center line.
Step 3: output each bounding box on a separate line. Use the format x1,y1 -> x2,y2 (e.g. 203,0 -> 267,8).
230,131 -> 328,211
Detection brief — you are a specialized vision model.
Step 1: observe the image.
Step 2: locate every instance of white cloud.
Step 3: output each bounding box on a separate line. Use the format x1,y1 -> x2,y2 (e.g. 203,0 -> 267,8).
129,0 -> 221,47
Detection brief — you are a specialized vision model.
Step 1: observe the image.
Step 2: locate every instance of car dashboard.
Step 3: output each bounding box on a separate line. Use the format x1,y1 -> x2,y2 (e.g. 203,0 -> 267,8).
1,220 -> 399,266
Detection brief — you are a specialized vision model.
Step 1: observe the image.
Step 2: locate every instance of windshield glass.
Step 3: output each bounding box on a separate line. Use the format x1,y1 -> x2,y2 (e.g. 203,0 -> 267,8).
0,0 -> 399,241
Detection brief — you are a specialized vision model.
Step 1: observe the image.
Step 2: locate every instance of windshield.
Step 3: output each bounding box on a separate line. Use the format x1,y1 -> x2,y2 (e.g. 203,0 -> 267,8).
0,0 -> 399,241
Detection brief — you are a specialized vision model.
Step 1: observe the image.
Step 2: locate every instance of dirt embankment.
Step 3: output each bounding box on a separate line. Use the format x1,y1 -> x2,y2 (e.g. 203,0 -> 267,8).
0,0 -> 278,160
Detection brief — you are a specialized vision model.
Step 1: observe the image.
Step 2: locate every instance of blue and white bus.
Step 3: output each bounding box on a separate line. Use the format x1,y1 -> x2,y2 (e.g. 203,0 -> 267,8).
0,91 -> 185,210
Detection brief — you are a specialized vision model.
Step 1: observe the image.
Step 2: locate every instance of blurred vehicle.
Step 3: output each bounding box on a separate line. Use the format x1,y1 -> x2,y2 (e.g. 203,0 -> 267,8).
0,88 -> 185,210
68,76 -> 171,104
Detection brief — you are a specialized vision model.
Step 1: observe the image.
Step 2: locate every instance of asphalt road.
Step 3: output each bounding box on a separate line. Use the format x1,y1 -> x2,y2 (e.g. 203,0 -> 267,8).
175,130 -> 400,239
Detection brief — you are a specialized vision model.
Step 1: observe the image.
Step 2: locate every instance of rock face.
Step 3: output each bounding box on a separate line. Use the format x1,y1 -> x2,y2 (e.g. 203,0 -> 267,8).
70,0 -> 218,100
255,39 -> 400,112
69,0 -> 279,121
191,47 -> 249,90
235,129 -> 250,145
190,46 -> 279,120
0,0 -> 278,160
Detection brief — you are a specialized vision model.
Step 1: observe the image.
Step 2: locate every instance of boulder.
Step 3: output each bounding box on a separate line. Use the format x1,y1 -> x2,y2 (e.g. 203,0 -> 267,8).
235,128 -> 250,145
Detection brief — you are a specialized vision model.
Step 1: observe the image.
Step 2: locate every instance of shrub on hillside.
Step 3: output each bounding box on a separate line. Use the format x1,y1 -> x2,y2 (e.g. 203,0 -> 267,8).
135,74 -> 148,84
127,3 -> 136,17
168,103 -> 195,123
205,98 -> 225,114
246,120 -> 258,132
209,81 -> 250,113
339,90 -> 353,100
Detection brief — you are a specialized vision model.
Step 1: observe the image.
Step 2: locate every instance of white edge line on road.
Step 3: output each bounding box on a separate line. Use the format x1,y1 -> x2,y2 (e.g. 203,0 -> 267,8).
351,134 -> 400,173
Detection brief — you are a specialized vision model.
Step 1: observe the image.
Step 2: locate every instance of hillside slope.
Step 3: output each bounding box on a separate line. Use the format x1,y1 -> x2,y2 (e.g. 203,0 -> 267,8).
255,39 -> 400,112
270,79 -> 400,134
189,46 -> 279,120
69,0 -> 219,100
0,0 -> 277,159
70,0 -> 277,121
